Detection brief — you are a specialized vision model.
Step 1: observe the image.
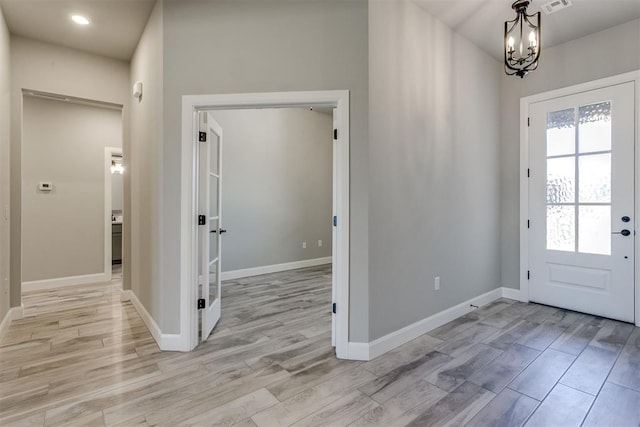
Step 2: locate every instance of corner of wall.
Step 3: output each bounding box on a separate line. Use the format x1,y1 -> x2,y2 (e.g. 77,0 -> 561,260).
0,3 -> 12,321
129,0 -> 167,334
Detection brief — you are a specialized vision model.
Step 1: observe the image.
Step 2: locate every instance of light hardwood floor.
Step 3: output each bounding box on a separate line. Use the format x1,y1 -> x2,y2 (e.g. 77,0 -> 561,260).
2,265 -> 640,426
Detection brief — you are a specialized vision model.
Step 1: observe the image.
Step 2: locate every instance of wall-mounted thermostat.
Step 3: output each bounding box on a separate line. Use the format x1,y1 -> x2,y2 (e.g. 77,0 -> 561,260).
38,182 -> 53,192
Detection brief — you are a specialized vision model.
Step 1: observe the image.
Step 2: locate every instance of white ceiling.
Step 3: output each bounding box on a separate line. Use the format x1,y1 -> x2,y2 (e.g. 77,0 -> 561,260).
414,0 -> 640,61
0,0 -> 638,62
0,0 -> 157,61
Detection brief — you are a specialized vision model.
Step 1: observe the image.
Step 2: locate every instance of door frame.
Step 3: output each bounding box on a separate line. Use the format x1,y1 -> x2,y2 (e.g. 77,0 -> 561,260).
180,90 -> 351,358
519,70 -> 640,326
104,146 -> 123,282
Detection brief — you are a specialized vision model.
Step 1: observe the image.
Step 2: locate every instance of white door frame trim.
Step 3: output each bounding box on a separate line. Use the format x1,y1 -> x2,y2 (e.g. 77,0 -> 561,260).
519,70 -> 640,326
180,90 -> 351,358
104,146 -> 123,282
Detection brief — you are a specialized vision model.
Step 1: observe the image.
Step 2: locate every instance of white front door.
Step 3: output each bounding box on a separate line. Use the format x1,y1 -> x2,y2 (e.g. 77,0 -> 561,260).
529,82 -> 635,322
198,113 -> 223,341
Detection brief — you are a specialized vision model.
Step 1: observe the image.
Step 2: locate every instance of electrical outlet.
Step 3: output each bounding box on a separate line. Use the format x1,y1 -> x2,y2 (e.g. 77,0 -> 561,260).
434,276 -> 440,291
302,242 -> 307,249
318,240 -> 323,247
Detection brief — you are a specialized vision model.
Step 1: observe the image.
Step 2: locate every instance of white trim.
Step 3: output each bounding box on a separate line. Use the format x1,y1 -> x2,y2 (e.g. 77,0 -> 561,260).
635,74 -> 640,328
501,287 -> 524,301
159,334 -> 184,351
0,306 -> 24,337
346,342 -> 370,361
104,147 -> 122,283
221,257 -> 332,281
519,94 -> 531,304
519,71 -> 640,325
22,273 -> 108,292
346,288 -> 506,361
121,290 -> 184,352
181,90 -> 351,357
368,288 -> 503,360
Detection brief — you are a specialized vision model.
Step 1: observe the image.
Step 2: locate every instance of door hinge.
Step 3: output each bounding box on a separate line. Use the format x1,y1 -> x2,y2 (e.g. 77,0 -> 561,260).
527,168 -> 530,178
527,220 -> 530,229
198,215 -> 206,225
199,131 -> 207,142
527,270 -> 530,280
333,216 -> 337,227
332,303 -> 336,314
334,129 -> 338,140
527,117 -> 530,127
197,298 -> 205,309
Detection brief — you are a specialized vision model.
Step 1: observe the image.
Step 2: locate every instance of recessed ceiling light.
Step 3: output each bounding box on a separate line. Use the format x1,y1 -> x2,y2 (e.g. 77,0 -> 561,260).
71,15 -> 90,25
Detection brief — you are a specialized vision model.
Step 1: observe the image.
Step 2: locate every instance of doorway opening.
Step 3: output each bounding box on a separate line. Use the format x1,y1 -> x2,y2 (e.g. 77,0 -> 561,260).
106,149 -> 124,282
20,90 -> 126,314
520,72 -> 640,326
181,91 -> 351,359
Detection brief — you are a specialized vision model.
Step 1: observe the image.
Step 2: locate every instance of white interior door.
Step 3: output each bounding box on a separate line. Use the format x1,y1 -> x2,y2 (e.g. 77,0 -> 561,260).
198,113 -> 223,341
331,108 -> 337,347
529,82 -> 635,322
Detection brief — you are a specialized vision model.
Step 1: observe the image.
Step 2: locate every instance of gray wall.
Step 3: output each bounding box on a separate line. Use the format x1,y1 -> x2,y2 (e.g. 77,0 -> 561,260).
0,6 -> 10,321
161,0 -> 369,339
21,96 -> 122,282
369,0 -> 502,340
210,108 -> 332,272
10,36 -> 131,306
500,19 -> 640,289
130,1 -> 163,326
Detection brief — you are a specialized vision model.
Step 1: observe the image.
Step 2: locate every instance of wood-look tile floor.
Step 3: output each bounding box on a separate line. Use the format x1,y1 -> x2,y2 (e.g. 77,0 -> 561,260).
2,265 -> 640,426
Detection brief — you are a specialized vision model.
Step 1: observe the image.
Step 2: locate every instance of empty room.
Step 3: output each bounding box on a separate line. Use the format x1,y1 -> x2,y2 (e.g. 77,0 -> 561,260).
1,0 -> 640,426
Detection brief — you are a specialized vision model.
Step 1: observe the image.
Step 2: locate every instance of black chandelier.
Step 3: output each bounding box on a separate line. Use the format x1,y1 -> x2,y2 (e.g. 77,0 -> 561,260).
504,0 -> 541,78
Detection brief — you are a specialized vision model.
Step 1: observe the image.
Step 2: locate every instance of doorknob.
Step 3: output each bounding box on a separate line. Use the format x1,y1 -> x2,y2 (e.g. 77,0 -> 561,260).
622,216 -> 631,222
612,229 -> 631,236
219,229 -> 227,234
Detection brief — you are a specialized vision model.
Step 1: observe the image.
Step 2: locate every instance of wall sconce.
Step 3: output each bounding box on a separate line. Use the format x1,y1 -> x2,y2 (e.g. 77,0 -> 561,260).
505,0 -> 541,78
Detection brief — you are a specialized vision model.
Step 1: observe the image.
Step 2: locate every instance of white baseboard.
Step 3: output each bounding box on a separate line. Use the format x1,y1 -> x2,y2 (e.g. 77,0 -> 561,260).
122,282 -> 526,359
22,272 -> 108,292
0,306 -> 25,337
346,342 -> 370,361
221,257 -> 332,281
347,287 -> 508,361
121,290 -> 187,352
368,288 -> 504,360
501,287 -> 525,301
160,334 -> 185,351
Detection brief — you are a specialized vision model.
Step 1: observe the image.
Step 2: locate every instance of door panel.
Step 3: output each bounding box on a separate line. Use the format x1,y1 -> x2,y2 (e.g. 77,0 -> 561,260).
331,108 -> 337,347
529,82 -> 635,322
198,114 -> 223,342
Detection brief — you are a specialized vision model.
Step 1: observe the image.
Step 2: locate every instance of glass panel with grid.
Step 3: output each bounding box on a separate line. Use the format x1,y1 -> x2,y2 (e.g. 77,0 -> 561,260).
545,101 -> 612,255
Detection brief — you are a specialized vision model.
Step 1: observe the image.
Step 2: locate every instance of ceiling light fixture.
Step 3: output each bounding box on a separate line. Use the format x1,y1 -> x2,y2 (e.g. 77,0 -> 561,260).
71,15 -> 90,25
111,160 -> 124,174
504,0 -> 541,78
